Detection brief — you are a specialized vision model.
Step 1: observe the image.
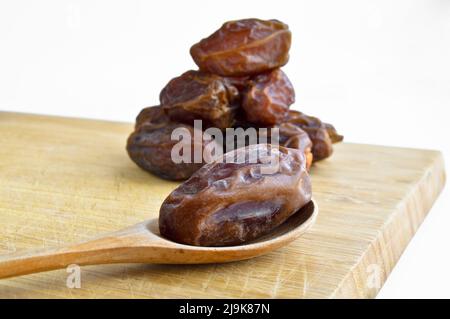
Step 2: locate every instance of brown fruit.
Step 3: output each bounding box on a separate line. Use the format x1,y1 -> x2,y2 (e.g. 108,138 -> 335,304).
127,109 -> 221,181
135,105 -> 169,130
277,123 -> 313,170
190,19 -> 291,76
231,117 -> 313,170
242,69 -> 295,126
160,70 -> 239,129
286,110 -> 343,161
159,144 -> 312,246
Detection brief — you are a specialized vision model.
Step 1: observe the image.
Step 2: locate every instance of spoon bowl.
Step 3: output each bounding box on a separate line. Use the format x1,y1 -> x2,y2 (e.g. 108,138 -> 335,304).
0,199 -> 317,279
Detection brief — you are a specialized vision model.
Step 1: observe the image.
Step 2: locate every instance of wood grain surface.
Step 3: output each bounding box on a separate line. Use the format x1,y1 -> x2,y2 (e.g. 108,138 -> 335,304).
0,112 -> 445,298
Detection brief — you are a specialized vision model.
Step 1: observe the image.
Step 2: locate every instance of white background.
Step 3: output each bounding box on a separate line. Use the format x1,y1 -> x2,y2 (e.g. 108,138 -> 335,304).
1,0 -> 449,298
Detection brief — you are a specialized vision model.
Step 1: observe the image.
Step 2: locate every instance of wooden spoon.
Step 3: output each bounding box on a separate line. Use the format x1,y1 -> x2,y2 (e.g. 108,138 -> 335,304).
0,200 -> 317,279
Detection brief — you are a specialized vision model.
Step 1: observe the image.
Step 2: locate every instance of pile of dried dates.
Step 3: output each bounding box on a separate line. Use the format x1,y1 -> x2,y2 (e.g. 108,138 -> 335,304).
126,19 -> 343,246
127,18 -> 342,181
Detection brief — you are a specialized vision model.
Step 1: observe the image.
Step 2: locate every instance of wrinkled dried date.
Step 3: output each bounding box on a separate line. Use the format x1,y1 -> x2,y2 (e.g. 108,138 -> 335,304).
242,69 -> 295,126
277,123 -> 313,170
127,120 -> 218,181
286,110 -> 343,161
135,105 -> 169,130
302,126 -> 333,161
159,144 -> 312,246
160,70 -> 239,129
231,118 -> 313,170
190,19 -> 291,76
257,124 -> 313,170
287,110 -> 343,143
324,122 -> 344,143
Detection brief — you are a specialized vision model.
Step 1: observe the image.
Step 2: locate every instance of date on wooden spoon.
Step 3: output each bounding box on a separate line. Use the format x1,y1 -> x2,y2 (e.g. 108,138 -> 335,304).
0,145 -> 317,279
0,200 -> 316,279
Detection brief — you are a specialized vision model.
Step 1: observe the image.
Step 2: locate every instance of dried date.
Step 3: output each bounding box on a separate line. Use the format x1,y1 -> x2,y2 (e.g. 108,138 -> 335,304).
231,118 -> 313,170
190,19 -> 291,76
127,121 -> 218,181
301,126 -> 333,161
159,144 -> 312,246
242,69 -> 295,126
287,110 -> 343,142
324,122 -> 344,143
277,123 -> 313,170
135,105 -> 169,130
286,110 -> 343,161
160,70 -> 239,129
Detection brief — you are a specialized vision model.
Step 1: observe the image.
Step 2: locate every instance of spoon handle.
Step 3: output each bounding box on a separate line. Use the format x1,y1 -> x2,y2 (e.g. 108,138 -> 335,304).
0,222 -> 161,279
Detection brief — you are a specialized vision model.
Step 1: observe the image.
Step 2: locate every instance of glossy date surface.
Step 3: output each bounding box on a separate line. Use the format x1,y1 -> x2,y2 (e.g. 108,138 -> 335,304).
242,69 -> 295,126
160,70 -> 239,129
231,119 -> 313,170
190,19 -> 291,76
286,110 -> 343,161
127,123 -> 206,180
127,108 -> 220,180
159,144 -> 312,246
135,105 -> 169,130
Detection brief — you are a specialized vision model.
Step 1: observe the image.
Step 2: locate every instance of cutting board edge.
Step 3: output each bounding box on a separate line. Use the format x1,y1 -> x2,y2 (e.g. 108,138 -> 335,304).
331,151 -> 446,298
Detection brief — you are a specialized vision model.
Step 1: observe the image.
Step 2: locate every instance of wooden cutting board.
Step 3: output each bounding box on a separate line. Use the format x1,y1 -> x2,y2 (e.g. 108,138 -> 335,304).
0,112 -> 445,298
